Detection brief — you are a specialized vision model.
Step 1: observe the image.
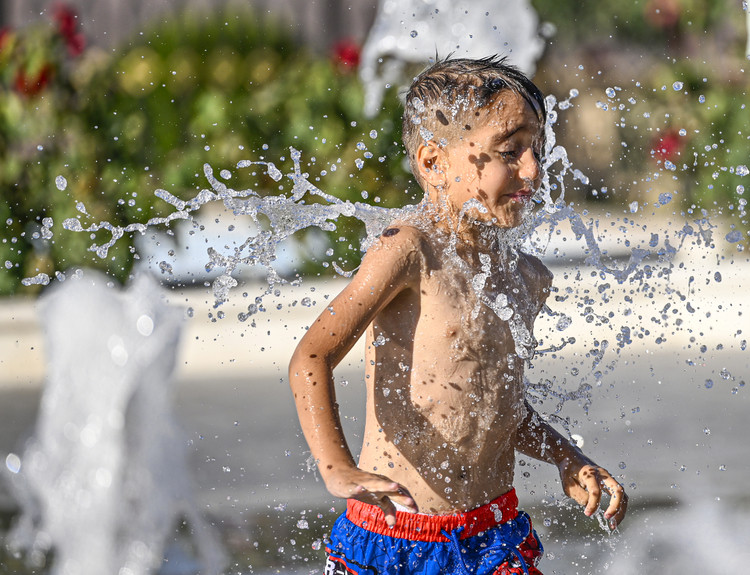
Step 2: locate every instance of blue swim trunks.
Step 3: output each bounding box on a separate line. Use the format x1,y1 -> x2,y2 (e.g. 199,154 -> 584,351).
324,488 -> 543,575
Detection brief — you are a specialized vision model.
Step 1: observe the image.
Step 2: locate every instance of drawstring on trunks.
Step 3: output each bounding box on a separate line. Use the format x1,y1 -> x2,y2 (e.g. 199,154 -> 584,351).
440,524 -> 530,575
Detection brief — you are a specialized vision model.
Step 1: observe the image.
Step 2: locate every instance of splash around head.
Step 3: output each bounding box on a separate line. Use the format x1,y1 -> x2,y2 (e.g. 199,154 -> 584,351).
403,56 -> 546,235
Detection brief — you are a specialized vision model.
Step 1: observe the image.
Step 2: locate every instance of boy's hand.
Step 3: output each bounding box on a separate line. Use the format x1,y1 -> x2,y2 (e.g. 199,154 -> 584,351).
558,458 -> 628,529
323,465 -> 419,527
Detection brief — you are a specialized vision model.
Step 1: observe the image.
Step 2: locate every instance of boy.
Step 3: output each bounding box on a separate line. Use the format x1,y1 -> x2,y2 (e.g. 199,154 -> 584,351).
289,56 -> 627,575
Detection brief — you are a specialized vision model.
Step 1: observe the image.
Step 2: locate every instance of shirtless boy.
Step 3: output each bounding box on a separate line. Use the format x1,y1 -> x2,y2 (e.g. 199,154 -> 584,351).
289,56 -> 627,575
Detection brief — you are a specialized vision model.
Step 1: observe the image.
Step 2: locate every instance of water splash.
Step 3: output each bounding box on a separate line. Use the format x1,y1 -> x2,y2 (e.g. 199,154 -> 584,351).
22,88 -> 744,432
5,272 -> 226,575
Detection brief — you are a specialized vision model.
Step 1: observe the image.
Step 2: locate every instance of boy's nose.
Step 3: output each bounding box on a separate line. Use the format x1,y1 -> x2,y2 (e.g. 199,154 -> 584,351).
518,147 -> 540,183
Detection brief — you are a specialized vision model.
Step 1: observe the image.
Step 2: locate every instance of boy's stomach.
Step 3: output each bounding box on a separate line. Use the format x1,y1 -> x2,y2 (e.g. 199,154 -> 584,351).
359,369 -> 526,514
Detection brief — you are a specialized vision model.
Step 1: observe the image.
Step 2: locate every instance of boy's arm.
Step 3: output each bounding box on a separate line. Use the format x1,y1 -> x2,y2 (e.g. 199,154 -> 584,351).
288,226 -> 421,526
514,402 -> 628,528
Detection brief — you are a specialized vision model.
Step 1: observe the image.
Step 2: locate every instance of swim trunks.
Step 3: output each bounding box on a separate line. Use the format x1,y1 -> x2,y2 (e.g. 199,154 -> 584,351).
324,488 -> 543,575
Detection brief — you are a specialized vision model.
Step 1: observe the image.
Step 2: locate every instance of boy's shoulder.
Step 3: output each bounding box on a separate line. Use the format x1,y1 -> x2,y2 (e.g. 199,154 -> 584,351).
356,222 -> 430,284
369,222 -> 431,256
516,249 -> 554,302
517,250 -> 552,279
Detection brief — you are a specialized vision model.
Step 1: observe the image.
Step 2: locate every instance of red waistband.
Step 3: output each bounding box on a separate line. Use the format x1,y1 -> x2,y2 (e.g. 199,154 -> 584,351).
345,489 -> 519,542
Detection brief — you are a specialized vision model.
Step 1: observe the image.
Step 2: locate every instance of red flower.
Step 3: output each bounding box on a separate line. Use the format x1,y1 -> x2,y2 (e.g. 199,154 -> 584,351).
14,64 -> 54,97
650,129 -> 683,162
332,39 -> 360,71
0,28 -> 11,55
52,3 -> 85,57
53,3 -> 78,37
64,32 -> 85,57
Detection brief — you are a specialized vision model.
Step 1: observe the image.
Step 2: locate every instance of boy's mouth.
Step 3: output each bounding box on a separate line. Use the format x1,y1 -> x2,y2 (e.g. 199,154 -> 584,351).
506,189 -> 533,202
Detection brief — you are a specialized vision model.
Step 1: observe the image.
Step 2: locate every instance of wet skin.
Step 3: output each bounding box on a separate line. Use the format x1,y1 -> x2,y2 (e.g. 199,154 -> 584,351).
289,90 -> 627,527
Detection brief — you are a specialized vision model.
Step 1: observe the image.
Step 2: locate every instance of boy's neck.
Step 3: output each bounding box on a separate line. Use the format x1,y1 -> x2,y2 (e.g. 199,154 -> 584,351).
420,197 -> 508,253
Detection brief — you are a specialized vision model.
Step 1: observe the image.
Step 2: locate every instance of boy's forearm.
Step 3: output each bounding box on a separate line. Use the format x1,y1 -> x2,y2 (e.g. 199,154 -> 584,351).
289,354 -> 357,478
515,402 -> 593,470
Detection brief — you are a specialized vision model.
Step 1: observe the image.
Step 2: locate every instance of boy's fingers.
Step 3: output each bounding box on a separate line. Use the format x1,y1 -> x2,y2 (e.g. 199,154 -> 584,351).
583,484 -> 601,517
603,481 -> 628,527
575,468 -> 602,516
379,497 -> 398,527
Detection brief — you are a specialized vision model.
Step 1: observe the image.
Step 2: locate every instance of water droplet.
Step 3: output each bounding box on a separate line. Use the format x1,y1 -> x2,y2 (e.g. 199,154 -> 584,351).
369,130 -> 378,139
5,453 -> 21,474
312,539 -> 322,550
355,158 -> 364,170
21,273 -> 50,286
629,201 -> 639,213
618,461 -> 627,469
136,315 -> 154,337
296,519 -> 309,529
605,87 -> 616,98
704,379 -> 714,389
266,163 -> 283,181
410,30 -> 418,38
672,81 -> 684,91
219,169 -> 232,180
698,94 -> 706,103
704,428 -> 711,435
55,175 -> 68,191
678,128 -> 687,136
736,165 -> 749,176
719,464 -> 727,471
714,271 -> 722,282
664,160 -> 676,171
301,297 -> 312,307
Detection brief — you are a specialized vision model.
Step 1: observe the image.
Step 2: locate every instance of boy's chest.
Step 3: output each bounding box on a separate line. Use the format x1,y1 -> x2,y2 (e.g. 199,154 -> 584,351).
415,254 -> 547,363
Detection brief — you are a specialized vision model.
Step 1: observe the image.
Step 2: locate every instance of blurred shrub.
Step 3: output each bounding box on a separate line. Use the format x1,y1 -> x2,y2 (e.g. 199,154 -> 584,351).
532,0 -> 748,241
0,6 -> 413,295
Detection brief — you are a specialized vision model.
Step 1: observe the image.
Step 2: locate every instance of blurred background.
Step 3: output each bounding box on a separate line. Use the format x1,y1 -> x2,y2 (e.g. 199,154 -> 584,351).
0,1 -> 748,574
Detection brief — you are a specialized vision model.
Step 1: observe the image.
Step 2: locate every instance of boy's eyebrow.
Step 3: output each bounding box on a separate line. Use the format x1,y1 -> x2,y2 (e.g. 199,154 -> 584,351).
490,125 -> 524,145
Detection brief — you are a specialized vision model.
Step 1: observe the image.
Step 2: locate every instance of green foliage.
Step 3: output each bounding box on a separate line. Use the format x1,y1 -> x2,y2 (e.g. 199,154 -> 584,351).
532,0 -> 732,45
0,8 -> 413,295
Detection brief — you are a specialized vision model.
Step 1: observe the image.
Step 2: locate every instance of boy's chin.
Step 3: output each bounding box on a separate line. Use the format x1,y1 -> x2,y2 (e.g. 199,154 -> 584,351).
474,207 -> 529,229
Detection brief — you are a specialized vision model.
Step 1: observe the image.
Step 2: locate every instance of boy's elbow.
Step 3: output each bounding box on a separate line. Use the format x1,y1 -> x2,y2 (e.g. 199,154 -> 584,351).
288,345 -> 328,388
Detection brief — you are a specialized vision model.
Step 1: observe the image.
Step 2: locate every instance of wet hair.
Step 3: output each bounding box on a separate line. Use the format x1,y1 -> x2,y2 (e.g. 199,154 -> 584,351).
402,55 -> 546,186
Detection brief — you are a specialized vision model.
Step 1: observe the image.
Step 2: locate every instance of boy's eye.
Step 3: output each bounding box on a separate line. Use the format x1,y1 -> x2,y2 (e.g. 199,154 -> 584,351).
497,150 -> 519,161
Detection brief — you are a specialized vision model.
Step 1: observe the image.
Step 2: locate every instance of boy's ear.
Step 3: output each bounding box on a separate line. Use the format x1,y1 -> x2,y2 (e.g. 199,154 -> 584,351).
416,141 -> 447,187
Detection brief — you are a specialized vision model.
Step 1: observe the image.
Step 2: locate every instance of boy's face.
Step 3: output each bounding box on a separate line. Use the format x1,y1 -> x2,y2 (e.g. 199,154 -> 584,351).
439,90 -> 543,229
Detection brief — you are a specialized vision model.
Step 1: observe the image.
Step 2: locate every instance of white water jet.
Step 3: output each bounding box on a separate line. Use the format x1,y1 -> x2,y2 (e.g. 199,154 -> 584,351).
4,271 -> 226,575
359,0 -> 546,116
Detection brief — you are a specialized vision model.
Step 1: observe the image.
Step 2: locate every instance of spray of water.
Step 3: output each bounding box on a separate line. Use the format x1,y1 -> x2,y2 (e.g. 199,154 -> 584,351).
4,272 -> 226,575
20,91 -> 722,412
12,78 -> 749,573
